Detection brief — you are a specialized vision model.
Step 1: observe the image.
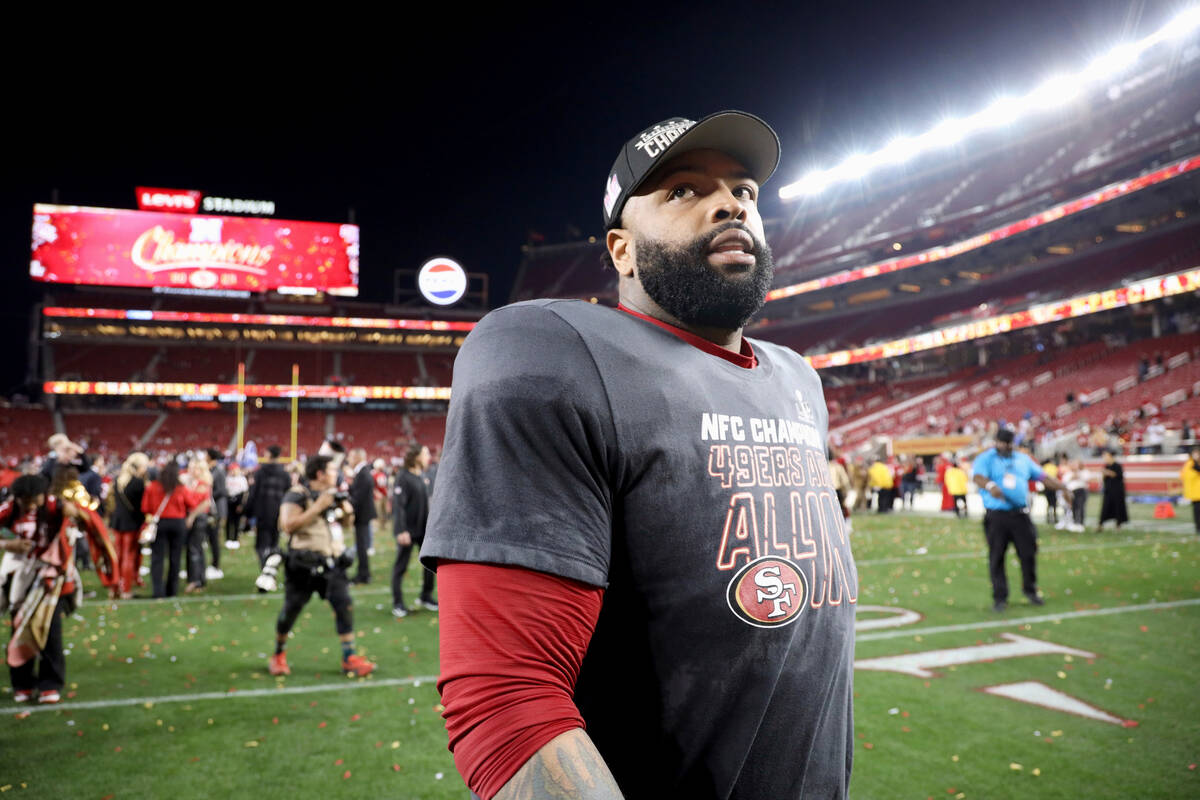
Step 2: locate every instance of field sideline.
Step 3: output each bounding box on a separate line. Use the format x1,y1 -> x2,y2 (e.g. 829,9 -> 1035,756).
2,497 -> 1198,798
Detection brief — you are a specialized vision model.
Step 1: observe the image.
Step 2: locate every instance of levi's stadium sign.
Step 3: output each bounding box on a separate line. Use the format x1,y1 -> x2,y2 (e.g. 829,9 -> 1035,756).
30,204 -> 359,295
136,187 -> 202,214
136,187 -> 276,216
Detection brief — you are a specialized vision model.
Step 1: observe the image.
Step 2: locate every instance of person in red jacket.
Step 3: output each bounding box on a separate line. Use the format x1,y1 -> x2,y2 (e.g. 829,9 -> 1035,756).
141,461 -> 203,598
937,453 -> 956,513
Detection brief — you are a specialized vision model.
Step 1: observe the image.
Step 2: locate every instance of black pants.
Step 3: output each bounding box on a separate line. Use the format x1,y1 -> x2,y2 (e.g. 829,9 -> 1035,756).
1071,489 -> 1088,526
151,518 -> 187,597
984,509 -> 1038,602
75,535 -> 93,570
393,542 -> 435,608
277,554 -> 354,636
9,597 -> 69,692
1192,501 -> 1200,533
876,488 -> 894,513
257,519 -> 280,566
226,495 -> 245,542
187,516 -> 210,584
1044,489 -> 1058,523
354,520 -> 372,582
205,516 -> 221,568
953,494 -> 967,518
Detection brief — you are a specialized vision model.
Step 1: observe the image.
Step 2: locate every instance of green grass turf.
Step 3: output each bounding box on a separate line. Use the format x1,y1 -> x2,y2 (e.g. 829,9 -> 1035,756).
2,497 -> 1198,798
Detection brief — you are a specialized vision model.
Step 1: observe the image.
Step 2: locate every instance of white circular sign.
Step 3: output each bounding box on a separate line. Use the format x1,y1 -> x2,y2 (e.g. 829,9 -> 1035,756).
417,258 -> 468,306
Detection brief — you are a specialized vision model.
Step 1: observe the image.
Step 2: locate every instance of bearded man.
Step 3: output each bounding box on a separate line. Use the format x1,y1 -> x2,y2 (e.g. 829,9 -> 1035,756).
423,112 -> 857,799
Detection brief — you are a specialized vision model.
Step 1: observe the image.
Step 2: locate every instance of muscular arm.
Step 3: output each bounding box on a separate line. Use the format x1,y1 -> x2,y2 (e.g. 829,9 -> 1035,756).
1039,473 -> 1070,494
494,729 -> 623,800
437,562 -> 609,799
972,473 -> 1004,499
280,494 -> 331,535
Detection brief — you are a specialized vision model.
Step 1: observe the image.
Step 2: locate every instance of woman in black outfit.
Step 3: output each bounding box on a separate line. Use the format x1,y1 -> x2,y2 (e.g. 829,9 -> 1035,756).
1098,450 -> 1129,529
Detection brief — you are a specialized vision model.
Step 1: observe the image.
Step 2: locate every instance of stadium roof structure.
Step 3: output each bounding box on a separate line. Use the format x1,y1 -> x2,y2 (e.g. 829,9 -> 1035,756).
775,6 -> 1200,200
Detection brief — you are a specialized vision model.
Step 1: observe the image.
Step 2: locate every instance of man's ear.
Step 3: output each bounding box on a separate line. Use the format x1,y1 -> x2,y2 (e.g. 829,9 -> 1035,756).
607,228 -> 634,278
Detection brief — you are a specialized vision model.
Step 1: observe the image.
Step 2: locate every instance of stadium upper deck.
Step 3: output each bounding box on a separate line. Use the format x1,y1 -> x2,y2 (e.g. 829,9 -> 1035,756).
508,42 -> 1200,359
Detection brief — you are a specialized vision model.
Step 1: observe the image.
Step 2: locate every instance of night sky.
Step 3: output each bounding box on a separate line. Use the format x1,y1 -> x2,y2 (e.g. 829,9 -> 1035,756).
2,1 -> 1180,394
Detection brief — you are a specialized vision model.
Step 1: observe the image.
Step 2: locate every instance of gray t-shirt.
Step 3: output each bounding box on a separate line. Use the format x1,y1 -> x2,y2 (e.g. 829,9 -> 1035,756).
423,299 -> 857,799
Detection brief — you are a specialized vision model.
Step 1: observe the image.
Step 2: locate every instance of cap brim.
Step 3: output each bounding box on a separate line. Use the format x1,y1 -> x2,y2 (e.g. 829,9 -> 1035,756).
632,110 -> 780,197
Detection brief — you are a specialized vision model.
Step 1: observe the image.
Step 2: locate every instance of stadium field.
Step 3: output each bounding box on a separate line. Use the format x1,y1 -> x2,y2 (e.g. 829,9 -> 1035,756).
3,497 -> 1198,799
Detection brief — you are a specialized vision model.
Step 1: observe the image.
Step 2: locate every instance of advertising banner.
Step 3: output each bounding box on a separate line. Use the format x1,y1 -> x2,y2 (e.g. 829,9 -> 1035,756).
31,204 -> 359,295
806,267 -> 1200,370
891,435 -> 976,456
43,381 -> 450,401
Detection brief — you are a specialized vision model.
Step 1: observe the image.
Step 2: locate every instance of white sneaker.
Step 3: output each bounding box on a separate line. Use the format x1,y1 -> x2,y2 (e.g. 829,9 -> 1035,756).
367,547 -> 375,557
224,540 -> 240,550
141,547 -> 152,556
138,566 -> 150,576
206,566 -> 224,580
179,570 -> 188,579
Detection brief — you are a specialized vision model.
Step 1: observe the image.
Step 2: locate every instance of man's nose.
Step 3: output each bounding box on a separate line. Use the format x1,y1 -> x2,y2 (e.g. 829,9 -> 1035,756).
709,185 -> 748,224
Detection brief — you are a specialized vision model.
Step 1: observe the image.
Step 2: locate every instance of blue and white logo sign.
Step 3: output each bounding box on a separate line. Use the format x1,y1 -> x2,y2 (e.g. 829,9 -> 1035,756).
417,257 -> 468,306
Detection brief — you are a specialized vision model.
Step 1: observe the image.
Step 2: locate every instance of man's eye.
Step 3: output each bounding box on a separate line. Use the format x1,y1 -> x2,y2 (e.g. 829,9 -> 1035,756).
735,186 -> 757,201
668,186 -> 695,200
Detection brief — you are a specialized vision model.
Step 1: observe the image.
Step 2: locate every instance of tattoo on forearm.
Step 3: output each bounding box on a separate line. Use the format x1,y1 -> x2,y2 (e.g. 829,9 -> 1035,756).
494,730 -> 624,800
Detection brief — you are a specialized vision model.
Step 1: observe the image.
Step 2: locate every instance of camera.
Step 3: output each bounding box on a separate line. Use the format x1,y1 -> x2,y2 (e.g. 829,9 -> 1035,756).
333,491 -> 350,505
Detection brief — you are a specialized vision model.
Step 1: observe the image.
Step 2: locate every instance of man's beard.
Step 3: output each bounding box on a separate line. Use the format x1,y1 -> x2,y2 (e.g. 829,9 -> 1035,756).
635,224 -> 774,331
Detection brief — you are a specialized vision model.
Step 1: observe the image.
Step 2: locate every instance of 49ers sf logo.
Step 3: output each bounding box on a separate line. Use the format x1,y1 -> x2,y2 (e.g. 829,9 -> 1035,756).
726,557 -> 808,628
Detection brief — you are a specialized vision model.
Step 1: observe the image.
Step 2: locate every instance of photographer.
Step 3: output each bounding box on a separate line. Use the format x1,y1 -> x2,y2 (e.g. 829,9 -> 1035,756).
268,455 -> 376,678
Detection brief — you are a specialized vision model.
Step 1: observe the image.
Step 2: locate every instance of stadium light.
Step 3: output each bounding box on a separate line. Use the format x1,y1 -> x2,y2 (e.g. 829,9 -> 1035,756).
969,96 -> 1021,129
877,135 -> 922,165
777,5 -> 1199,202
1085,42 -> 1142,81
1023,73 -> 1082,110
835,154 -> 871,181
924,117 -> 969,149
778,169 -> 832,199
1168,6 -> 1200,38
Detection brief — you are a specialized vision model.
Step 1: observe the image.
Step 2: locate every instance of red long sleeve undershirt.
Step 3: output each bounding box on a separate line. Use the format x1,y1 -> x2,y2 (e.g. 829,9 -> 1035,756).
436,561 -> 604,799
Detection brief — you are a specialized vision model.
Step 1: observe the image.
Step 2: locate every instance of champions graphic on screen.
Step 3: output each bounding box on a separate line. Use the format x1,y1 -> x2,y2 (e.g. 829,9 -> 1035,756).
29,204 -> 359,295
417,258 -> 468,306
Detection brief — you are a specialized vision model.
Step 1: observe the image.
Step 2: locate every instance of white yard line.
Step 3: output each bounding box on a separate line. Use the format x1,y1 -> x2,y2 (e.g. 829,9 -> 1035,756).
856,597 -> 1200,642
15,674 -> 440,714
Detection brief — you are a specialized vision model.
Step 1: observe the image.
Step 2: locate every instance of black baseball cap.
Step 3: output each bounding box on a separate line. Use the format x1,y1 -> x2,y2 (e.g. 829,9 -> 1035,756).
602,110 -> 781,228
995,428 -> 1015,444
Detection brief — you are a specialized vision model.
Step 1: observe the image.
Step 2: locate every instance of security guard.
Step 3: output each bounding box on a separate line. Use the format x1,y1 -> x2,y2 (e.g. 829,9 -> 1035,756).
972,428 -> 1072,611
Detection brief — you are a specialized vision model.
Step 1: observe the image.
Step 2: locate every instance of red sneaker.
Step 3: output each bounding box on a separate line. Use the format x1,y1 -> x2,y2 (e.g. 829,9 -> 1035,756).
268,652 -> 291,676
13,689 -> 33,703
342,653 -> 375,677
38,690 -> 61,704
